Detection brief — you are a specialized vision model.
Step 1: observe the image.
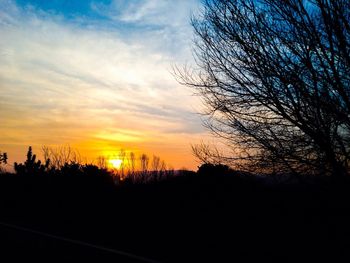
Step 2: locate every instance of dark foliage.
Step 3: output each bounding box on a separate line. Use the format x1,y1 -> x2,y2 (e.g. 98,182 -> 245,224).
13,146 -> 111,178
197,163 -> 232,176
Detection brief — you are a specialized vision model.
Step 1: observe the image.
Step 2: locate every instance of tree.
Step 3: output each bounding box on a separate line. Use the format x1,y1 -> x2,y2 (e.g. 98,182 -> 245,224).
128,152 -> 136,181
0,152 -> 7,164
14,146 -> 50,176
178,0 -> 350,177
42,145 -> 81,169
139,153 -> 149,181
151,155 -> 160,181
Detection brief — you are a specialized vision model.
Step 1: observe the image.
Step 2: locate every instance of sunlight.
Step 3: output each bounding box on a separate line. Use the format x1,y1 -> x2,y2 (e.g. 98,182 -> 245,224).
109,159 -> 123,170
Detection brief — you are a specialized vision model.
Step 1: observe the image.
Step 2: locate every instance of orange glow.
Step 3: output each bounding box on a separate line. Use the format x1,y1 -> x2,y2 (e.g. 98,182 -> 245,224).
109,159 -> 123,170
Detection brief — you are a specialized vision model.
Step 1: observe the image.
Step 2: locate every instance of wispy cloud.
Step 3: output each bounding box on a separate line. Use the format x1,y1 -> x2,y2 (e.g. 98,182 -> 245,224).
92,0 -> 198,26
0,0 -> 207,169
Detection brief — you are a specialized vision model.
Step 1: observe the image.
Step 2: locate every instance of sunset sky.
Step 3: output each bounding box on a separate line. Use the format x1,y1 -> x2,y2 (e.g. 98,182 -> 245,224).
0,0 -> 212,170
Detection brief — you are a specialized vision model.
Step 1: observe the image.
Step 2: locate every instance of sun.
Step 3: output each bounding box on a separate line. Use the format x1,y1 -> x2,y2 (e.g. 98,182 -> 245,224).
109,159 -> 123,170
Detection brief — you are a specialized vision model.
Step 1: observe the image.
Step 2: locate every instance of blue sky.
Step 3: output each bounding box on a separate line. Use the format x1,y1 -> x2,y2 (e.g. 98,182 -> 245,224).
0,0 -> 212,169
15,0 -> 104,16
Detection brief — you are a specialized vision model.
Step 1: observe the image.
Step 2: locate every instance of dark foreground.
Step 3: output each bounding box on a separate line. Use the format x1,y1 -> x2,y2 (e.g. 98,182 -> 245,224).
0,171 -> 349,262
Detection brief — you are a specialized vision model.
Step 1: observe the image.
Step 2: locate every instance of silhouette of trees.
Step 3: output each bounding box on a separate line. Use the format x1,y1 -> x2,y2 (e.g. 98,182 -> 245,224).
124,153 -> 170,183
139,153 -> 149,180
0,151 -> 8,173
197,163 -> 231,176
119,149 -> 126,179
128,152 -> 136,181
151,155 -> 161,181
178,0 -> 350,177
159,160 -> 167,177
97,155 -> 108,170
0,151 -> 7,165
11,146 -> 175,185
42,145 -> 81,169
13,146 -> 112,182
191,141 -> 229,165
14,146 -> 50,176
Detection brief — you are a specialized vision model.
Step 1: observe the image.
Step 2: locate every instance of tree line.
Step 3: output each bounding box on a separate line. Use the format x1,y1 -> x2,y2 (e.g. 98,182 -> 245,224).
0,146 -> 176,184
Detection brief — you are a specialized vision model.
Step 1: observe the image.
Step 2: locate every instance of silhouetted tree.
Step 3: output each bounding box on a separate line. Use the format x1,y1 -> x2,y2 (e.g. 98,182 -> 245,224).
140,153 -> 149,181
178,0 -> 350,177
42,145 -> 81,169
191,141 -> 230,165
97,155 -> 108,170
151,155 -> 161,181
119,149 -> 126,179
0,151 -> 7,165
0,151 -> 7,173
197,163 -> 231,176
14,146 -> 49,176
128,152 -> 136,181
159,160 -> 167,179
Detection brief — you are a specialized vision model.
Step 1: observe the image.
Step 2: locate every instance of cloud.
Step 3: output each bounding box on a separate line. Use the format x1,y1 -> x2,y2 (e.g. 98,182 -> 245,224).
0,0 -> 208,169
107,0 -> 198,26
91,0 -> 200,60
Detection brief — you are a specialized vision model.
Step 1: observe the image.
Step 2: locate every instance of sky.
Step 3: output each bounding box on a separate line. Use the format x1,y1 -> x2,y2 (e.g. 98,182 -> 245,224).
0,0 -> 211,170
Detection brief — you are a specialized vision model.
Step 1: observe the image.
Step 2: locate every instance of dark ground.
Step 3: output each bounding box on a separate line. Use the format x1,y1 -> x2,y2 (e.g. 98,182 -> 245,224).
0,170 -> 349,262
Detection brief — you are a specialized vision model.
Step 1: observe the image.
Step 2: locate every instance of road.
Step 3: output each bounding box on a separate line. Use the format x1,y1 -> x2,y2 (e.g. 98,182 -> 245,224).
0,221 -> 161,262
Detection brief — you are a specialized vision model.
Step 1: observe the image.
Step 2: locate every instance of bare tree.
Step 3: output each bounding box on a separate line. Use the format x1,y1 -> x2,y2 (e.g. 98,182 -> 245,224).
42,145 -> 81,169
127,152 -> 136,181
165,165 -> 175,179
139,153 -> 149,181
97,156 -> 108,170
119,149 -> 126,179
151,155 -> 161,181
159,160 -> 167,180
177,0 -> 350,177
191,141 -> 231,165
